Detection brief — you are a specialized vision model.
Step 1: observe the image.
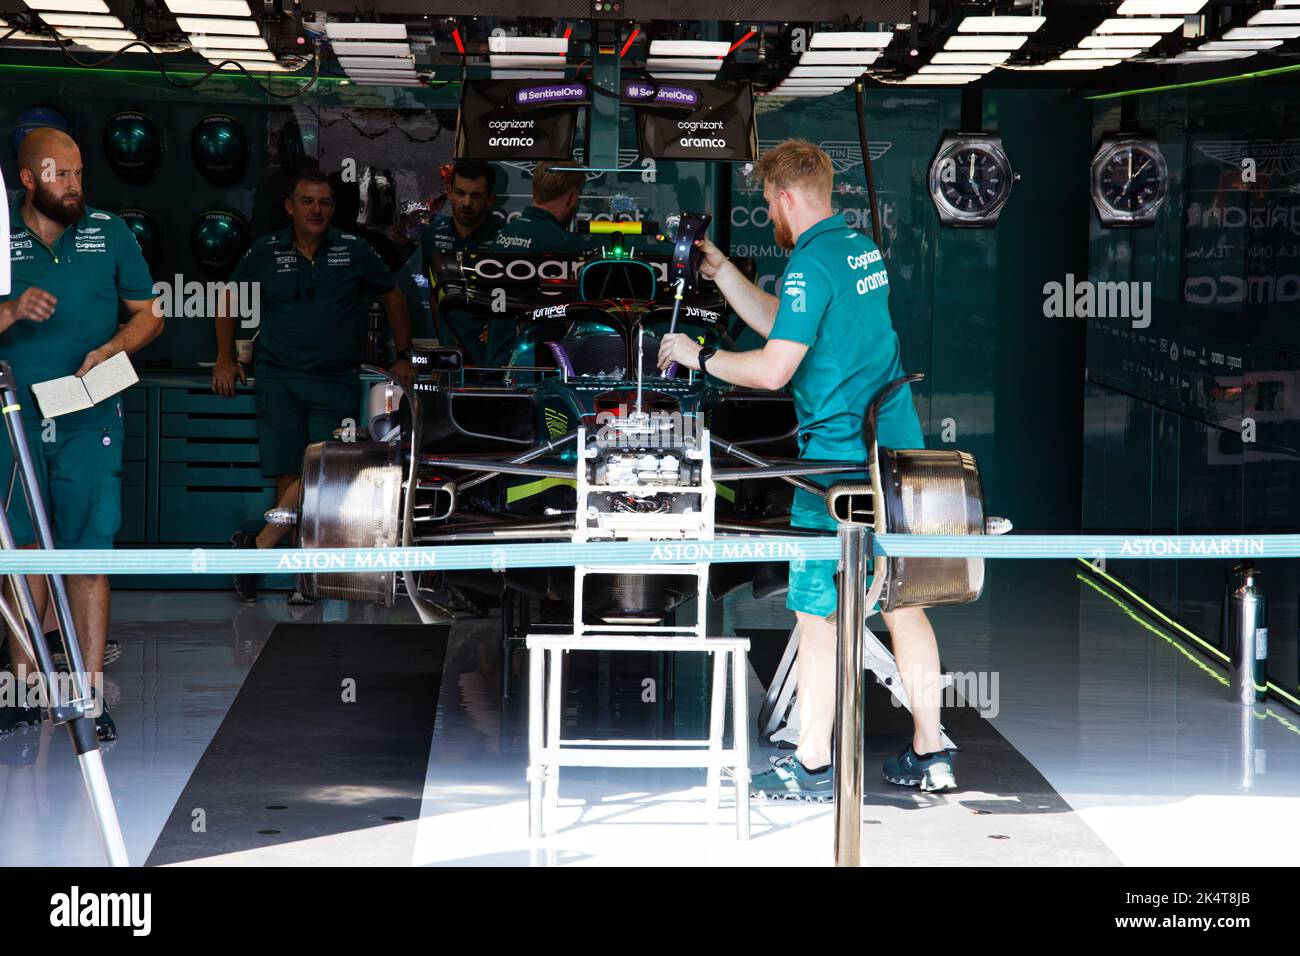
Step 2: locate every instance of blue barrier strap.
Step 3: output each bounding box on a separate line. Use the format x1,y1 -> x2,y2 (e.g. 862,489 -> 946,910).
0,533 -> 1294,574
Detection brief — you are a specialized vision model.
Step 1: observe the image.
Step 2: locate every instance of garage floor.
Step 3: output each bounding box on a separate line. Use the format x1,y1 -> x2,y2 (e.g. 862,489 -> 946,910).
1,561 -> 1298,867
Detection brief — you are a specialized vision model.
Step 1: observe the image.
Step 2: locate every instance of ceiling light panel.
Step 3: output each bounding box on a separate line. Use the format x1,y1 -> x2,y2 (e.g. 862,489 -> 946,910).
930,50 -> 1011,64
23,0 -> 110,11
324,23 -> 407,41
1094,16 -> 1184,32
1115,0 -> 1208,13
645,57 -> 722,69
808,31 -> 894,48
647,39 -> 729,56
488,35 -> 568,53
798,50 -> 880,64
944,35 -> 1029,50
957,15 -> 1045,32
164,0 -> 253,14
329,41 -> 409,56
1223,26 -> 1300,39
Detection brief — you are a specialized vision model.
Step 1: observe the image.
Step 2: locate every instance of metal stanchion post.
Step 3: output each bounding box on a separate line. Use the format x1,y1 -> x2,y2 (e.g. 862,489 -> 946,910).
833,524 -> 868,867
0,361 -> 129,865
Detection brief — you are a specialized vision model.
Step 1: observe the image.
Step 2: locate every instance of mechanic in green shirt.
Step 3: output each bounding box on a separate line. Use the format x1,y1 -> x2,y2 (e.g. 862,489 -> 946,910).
212,167 -> 412,603
419,159 -> 503,364
658,140 -> 953,800
491,159 -> 595,258
0,127 -> 164,740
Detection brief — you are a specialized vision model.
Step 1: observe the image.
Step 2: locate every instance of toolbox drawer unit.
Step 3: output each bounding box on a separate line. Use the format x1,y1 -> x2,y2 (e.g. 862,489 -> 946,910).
112,380 -> 286,590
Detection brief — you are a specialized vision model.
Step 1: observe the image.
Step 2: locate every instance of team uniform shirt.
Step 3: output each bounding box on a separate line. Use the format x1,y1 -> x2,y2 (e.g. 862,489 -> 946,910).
419,212 -> 501,267
420,214 -> 504,362
491,205 -> 594,256
231,226 -> 395,376
0,199 -> 153,549
768,212 -> 924,616
2,199 -> 155,426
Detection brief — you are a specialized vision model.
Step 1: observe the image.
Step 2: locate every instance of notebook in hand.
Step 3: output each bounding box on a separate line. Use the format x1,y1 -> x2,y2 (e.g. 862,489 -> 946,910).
30,351 -> 138,418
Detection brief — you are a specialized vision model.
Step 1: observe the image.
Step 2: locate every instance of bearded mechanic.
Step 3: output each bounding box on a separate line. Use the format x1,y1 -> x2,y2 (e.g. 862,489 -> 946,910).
657,139 -> 957,798
0,127 -> 164,740
420,159 -> 504,364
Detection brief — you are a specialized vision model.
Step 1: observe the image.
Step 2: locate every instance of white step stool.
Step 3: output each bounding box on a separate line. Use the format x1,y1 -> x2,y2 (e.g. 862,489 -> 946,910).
526,633 -> 752,840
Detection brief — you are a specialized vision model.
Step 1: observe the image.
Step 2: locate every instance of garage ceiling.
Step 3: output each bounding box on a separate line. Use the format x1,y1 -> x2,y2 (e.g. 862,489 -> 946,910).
0,1 -> 1297,96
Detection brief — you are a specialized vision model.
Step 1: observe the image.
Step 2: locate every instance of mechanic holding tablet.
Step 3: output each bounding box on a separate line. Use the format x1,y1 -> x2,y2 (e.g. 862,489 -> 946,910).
0,127 -> 163,741
657,139 -> 956,799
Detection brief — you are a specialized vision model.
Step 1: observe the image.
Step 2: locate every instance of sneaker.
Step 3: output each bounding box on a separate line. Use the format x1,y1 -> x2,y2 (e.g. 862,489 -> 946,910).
94,705 -> 117,743
749,754 -> 833,802
52,638 -> 120,670
231,531 -> 258,603
882,745 -> 957,792
0,704 -> 43,734
287,589 -> 317,606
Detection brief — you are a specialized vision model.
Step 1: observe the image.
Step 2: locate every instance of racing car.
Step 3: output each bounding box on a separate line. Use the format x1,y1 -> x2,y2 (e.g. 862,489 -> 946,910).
285,217 -> 874,631
285,217 -> 998,680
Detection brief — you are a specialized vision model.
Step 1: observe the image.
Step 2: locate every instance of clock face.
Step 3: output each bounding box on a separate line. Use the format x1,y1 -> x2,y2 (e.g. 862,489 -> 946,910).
1092,139 -> 1168,223
929,139 -> 1013,223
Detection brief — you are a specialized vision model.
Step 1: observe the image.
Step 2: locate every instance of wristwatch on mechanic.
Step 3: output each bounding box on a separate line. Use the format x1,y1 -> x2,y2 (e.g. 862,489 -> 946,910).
697,345 -> 717,375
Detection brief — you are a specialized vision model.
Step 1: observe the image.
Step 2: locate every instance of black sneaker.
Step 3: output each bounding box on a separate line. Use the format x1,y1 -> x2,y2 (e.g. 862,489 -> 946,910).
231,531 -> 258,603
94,704 -> 117,742
0,704 -> 43,734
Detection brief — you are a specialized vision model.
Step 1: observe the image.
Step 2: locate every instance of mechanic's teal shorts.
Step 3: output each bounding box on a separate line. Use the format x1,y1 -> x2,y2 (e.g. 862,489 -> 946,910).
254,370 -> 359,478
0,419 -> 124,550
787,478 -> 862,619
786,416 -> 924,618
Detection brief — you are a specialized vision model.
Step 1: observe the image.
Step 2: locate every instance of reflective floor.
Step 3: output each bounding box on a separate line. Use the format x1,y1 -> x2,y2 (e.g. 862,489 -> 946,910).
1,560 -> 1297,867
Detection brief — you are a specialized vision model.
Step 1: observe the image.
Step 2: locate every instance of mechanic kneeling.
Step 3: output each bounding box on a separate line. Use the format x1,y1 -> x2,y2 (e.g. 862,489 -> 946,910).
657,139 -> 957,799
212,167 -> 415,604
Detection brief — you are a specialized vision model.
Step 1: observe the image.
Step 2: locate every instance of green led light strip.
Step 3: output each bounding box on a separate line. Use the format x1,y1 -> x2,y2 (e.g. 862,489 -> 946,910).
1087,61 -> 1300,100
1076,572 -> 1228,686
1076,557 -> 1300,710
1077,572 -> 1300,738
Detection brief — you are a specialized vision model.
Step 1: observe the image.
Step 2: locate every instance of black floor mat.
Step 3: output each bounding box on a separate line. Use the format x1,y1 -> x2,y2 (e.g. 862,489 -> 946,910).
146,623 -> 447,866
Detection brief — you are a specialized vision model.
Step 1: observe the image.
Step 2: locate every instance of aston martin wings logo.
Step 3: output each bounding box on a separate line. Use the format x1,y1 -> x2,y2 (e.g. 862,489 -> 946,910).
1194,139 -> 1300,177
757,139 -> 891,171
501,148 -> 643,180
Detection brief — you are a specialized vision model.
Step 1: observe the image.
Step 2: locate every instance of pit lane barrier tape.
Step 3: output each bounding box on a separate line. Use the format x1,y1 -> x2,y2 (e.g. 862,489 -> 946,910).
0,533 -> 1295,575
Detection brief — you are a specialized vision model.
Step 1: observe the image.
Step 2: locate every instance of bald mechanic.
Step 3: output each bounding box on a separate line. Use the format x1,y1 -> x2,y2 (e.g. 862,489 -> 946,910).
214,168 -> 412,603
0,128 -> 164,740
658,140 -> 956,798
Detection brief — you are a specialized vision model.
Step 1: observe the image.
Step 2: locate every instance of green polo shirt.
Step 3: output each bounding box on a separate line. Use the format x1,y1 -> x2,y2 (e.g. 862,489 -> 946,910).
419,212 -> 501,269
231,226 -> 395,376
769,212 -> 923,459
419,214 -> 506,361
2,199 -> 155,426
492,205 -> 595,256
